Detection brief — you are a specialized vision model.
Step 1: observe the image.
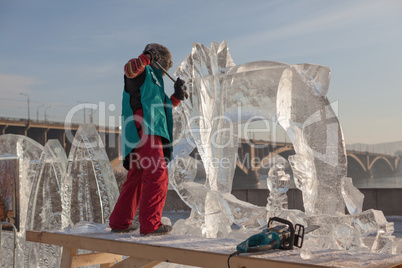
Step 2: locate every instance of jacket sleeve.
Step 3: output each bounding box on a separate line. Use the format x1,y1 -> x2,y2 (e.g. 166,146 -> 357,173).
170,95 -> 181,107
124,54 -> 151,78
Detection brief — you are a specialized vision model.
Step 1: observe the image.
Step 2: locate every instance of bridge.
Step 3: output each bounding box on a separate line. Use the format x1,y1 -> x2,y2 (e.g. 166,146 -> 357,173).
1,117 -> 400,181
0,117 -> 121,166
235,138 -> 401,184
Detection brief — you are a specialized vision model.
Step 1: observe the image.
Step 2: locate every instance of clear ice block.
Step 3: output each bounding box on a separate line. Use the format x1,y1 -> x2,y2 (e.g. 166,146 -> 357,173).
169,41 -> 395,254
341,176 -> 364,215
277,65 -> 347,216
61,124 -> 119,226
0,134 -> 43,268
25,139 -> 68,268
351,209 -> 395,253
266,155 -> 290,210
171,41 -> 346,237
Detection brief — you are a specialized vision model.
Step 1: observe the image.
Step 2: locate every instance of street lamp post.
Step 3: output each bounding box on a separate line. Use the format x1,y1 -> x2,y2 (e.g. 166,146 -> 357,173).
77,101 -> 86,124
44,105 -> 52,122
20,93 -> 30,124
37,104 -> 45,122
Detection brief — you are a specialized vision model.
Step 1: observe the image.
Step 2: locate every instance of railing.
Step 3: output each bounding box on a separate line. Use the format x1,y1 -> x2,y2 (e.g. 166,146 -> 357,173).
0,117 -> 120,132
0,222 -> 17,268
0,116 -> 80,127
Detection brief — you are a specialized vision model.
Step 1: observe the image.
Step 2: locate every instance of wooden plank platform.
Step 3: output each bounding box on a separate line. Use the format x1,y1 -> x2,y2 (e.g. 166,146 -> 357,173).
26,230 -> 402,268
26,230 -> 324,268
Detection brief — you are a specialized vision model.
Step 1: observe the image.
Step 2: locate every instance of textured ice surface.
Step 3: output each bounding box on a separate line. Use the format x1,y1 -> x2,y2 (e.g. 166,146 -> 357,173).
169,41 -> 395,254
61,124 -> 119,226
352,209 -> 395,253
25,139 -> 67,268
27,139 -> 67,231
302,209 -> 396,253
171,41 -> 341,237
341,176 -> 364,215
277,64 -> 346,216
0,135 -> 43,268
266,155 -> 290,210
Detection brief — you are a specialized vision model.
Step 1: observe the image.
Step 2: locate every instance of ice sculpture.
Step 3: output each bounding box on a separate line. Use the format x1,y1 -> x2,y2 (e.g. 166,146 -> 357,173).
169,41 -> 395,253
61,124 -> 119,226
277,63 -> 345,216
25,139 -> 67,268
26,139 -> 67,231
266,156 -> 290,210
341,176 -> 364,215
0,135 -> 43,268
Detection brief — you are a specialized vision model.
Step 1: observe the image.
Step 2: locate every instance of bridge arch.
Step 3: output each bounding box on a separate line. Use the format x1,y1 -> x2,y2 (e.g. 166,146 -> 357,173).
256,146 -> 294,171
347,154 -> 368,179
369,156 -> 394,172
347,154 -> 367,172
369,156 -> 394,178
396,157 -> 402,176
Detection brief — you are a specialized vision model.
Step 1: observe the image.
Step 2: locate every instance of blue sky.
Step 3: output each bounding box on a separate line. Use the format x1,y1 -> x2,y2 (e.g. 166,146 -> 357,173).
0,0 -> 401,144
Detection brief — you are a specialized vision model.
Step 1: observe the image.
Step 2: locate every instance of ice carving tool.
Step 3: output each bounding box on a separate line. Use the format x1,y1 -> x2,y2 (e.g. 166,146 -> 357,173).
227,217 -> 319,268
154,61 -> 177,83
154,61 -> 189,100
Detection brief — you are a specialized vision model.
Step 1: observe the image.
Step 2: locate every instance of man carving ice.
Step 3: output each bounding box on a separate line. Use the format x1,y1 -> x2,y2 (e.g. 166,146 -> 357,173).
109,43 -> 187,235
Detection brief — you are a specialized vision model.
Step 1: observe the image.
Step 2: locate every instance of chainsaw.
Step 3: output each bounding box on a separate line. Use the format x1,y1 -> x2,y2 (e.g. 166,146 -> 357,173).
227,217 -> 319,267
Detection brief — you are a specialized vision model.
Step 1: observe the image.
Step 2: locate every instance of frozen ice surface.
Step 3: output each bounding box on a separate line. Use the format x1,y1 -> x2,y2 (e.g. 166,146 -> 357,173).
64,221 -> 108,234
61,124 -> 119,226
0,134 -> 44,268
302,209 -> 396,253
26,139 -> 67,231
172,41 -> 293,237
171,41 -> 345,238
0,135 -> 44,232
277,64 -> 346,216
341,176 -> 364,215
266,155 -> 290,210
25,139 -> 67,268
169,40 -> 396,254
352,209 -> 396,254
304,215 -> 367,251
300,248 -> 315,260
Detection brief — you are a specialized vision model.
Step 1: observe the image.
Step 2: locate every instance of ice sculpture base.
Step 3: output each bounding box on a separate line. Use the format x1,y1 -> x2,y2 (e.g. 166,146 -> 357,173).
303,209 -> 396,254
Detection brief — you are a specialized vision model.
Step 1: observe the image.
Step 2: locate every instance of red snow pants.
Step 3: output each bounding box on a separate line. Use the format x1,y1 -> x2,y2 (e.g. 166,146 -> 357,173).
109,111 -> 169,234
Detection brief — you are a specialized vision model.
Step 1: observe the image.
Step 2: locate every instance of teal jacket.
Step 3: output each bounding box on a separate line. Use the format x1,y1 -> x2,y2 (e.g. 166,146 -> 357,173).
121,65 -> 174,163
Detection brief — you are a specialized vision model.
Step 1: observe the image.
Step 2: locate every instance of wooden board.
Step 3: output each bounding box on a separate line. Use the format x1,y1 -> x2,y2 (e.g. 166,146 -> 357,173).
26,230 -> 324,268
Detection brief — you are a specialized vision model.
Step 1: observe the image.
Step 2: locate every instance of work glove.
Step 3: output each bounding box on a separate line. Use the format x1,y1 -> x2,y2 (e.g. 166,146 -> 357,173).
143,48 -> 160,63
173,77 -> 189,100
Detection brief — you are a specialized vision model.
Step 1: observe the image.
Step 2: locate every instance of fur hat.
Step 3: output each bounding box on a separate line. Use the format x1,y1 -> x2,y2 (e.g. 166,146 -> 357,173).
144,43 -> 173,71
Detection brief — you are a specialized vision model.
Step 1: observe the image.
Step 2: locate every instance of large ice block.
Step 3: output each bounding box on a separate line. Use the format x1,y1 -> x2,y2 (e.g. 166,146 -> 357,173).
0,135 -> 43,268
172,41 -> 342,237
341,176 -> 364,215
172,41 -> 344,237
352,209 -> 396,254
277,65 -> 347,216
168,40 -> 396,255
266,155 -> 290,210
26,139 -> 67,231
172,42 -> 293,237
61,124 -> 119,226
25,139 -> 67,268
